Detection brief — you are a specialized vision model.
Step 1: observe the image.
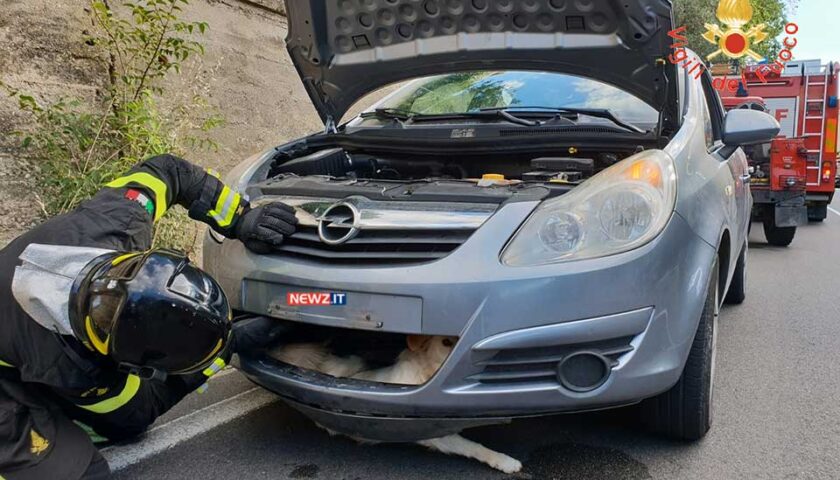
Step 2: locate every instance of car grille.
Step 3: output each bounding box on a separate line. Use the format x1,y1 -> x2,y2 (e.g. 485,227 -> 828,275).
467,336 -> 635,386
257,196 -> 498,265
277,226 -> 474,264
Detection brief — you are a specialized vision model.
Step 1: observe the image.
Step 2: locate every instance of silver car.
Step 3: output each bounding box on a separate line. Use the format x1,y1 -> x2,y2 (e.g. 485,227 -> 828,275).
205,0 -> 780,442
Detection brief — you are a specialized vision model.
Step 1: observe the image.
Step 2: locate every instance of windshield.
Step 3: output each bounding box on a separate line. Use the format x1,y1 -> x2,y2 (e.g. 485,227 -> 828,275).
372,71 -> 659,126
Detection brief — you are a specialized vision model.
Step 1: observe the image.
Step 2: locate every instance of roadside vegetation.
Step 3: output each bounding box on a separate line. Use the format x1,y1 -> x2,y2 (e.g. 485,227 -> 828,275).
1,0 -> 221,253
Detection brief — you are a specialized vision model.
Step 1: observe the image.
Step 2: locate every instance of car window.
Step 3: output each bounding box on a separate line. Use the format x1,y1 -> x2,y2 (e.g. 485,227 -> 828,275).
699,92 -> 715,149
700,73 -> 725,147
373,71 -> 659,126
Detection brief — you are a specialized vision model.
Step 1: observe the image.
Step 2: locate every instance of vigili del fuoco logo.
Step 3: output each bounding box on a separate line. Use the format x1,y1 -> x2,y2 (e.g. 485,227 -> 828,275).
701,0 -> 768,61
668,0 -> 800,91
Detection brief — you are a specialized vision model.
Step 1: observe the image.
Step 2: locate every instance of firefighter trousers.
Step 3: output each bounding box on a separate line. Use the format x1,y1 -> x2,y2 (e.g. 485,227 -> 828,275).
0,379 -> 107,480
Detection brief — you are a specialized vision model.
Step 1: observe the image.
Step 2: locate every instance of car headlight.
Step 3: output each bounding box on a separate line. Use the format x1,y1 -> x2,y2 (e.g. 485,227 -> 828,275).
502,150 -> 676,266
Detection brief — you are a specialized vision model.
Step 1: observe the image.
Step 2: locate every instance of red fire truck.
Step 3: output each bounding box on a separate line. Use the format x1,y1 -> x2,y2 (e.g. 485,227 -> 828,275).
721,97 -> 808,245
719,59 -> 839,222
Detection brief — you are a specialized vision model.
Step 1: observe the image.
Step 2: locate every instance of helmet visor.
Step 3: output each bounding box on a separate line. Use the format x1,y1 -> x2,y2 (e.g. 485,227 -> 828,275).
87,291 -> 124,338
80,254 -> 148,353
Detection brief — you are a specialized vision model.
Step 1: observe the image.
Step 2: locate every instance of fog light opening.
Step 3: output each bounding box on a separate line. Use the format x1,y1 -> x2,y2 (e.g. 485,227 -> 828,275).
557,351 -> 611,393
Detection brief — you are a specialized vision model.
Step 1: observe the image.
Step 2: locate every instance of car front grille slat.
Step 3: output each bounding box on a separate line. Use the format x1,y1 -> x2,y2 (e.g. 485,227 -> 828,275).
277,243 -> 452,261
287,228 -> 471,246
274,225 -> 475,265
466,369 -> 558,383
476,354 -> 568,367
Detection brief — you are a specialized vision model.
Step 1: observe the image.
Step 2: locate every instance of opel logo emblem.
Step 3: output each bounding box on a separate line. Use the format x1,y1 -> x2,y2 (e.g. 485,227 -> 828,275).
318,202 -> 360,245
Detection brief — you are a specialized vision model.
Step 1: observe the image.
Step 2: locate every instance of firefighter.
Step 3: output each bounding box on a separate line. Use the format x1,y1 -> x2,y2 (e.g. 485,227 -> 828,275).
0,154 -> 298,479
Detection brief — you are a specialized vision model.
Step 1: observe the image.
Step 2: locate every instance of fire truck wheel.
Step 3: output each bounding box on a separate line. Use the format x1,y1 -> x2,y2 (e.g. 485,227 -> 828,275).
724,242 -> 747,305
640,257 -> 718,441
808,204 -> 827,223
763,221 -> 796,247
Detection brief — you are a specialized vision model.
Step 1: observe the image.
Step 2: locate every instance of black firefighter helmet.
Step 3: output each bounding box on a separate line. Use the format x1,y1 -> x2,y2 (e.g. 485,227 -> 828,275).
69,249 -> 232,379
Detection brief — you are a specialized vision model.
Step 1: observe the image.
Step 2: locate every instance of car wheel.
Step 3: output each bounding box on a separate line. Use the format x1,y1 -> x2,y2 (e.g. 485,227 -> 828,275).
724,242 -> 746,305
641,258 -> 719,441
763,220 -> 796,247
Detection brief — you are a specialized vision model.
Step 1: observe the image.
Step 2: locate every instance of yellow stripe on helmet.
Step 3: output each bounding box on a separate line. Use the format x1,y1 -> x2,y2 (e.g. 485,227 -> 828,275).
77,375 -> 141,414
111,252 -> 141,266
198,338 -> 224,367
106,172 -> 168,222
85,316 -> 110,355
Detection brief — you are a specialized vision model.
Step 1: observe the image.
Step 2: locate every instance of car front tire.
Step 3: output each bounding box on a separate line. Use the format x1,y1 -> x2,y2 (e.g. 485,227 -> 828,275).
641,258 -> 719,441
724,242 -> 746,304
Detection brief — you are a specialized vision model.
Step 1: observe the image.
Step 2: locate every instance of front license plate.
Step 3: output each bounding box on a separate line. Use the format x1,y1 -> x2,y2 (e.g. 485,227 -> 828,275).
241,280 -> 423,334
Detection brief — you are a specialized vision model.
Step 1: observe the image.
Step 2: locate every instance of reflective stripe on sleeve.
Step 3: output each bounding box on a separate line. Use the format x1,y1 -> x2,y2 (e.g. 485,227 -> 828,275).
106,173 -> 168,222
0,359 -> 13,367
77,375 -> 141,414
202,357 -> 227,378
207,186 -> 241,228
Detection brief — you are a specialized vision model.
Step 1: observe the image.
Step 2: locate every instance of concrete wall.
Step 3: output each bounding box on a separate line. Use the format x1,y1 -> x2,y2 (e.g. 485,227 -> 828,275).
0,0 -> 107,244
0,0 -> 323,246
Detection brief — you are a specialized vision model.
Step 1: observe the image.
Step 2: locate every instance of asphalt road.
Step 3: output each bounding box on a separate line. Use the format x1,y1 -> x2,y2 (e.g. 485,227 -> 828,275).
109,199 -> 840,480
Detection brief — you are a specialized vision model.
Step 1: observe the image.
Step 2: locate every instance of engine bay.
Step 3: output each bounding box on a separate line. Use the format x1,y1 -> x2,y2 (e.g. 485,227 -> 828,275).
264,145 -> 644,189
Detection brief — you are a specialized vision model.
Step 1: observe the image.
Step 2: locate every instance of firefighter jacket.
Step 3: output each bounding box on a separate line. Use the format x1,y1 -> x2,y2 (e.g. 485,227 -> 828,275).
0,154 -> 244,451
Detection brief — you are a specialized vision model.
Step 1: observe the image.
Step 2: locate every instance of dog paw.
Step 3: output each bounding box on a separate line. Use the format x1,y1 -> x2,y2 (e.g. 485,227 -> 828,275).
492,457 -> 522,474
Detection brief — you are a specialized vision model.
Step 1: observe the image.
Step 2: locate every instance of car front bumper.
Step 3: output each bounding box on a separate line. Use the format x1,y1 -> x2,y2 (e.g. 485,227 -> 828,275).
205,202 -> 717,437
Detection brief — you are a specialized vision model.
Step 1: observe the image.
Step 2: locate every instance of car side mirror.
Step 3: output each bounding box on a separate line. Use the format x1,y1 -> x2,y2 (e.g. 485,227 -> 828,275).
719,109 -> 781,158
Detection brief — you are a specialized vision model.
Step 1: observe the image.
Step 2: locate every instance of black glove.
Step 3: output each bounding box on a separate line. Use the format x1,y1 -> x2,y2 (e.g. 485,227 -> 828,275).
234,202 -> 298,253
230,317 -> 290,354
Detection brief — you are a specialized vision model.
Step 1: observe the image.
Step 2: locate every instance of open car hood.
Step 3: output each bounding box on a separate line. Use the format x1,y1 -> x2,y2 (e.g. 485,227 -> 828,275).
284,0 -> 679,129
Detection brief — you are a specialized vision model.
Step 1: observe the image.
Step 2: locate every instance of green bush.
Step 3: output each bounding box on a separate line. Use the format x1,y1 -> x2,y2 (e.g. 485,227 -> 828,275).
3,0 -> 222,254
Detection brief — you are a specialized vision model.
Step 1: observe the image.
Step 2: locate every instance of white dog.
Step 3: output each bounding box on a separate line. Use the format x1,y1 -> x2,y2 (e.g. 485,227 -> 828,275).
269,336 -> 523,474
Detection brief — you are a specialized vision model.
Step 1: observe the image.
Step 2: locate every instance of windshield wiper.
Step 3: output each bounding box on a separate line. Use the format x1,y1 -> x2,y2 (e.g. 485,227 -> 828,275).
479,107 -> 646,134
361,106 -> 644,132
361,108 -> 539,127
360,108 -> 414,123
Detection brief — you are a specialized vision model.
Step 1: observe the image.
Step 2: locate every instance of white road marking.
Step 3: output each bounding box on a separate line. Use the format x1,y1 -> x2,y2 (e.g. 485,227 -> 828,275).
828,206 -> 840,218
101,387 -> 278,471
